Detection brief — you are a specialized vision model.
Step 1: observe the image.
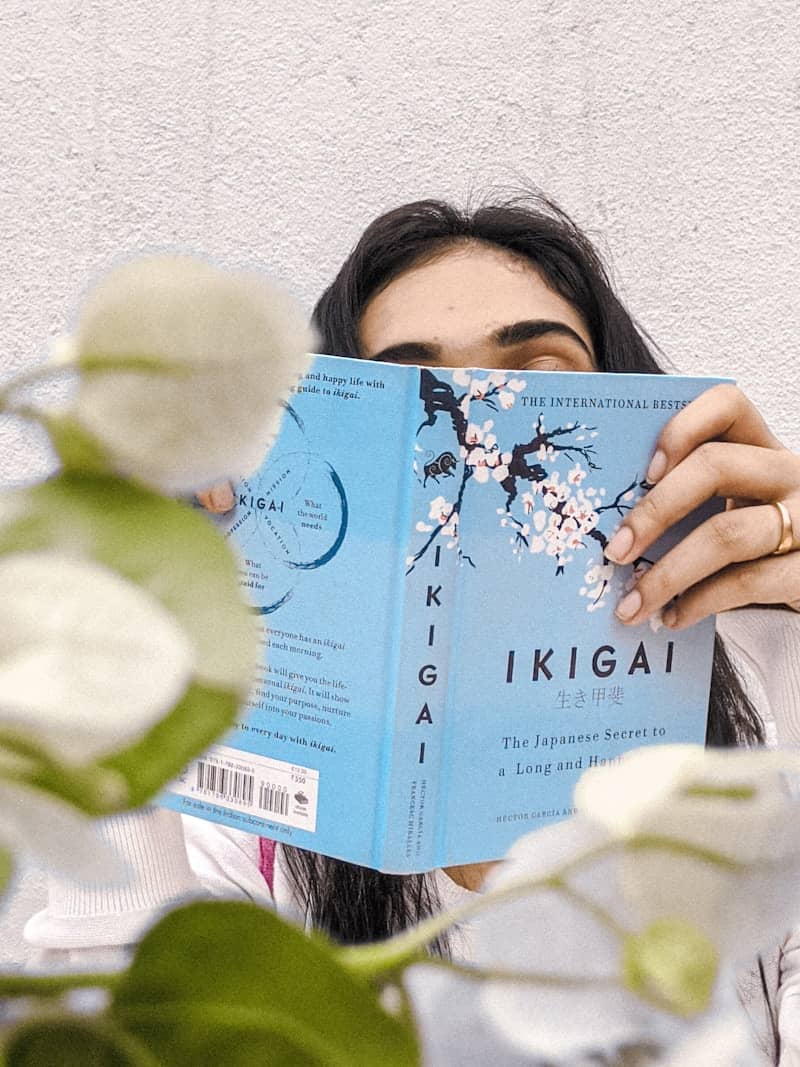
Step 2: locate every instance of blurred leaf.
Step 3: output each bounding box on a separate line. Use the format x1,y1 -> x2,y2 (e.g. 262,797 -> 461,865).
112,901 -> 420,1067
0,474 -> 256,809
39,414 -> 112,476
0,844 -> 12,895
5,1018 -> 154,1067
99,682 -> 239,808
5,683 -> 236,814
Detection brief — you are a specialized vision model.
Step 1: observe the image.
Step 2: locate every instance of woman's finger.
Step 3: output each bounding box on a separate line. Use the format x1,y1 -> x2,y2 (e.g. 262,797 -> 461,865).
606,442 -> 800,565
645,383 -> 784,485
194,482 -> 236,513
614,498 -> 800,625
662,552 -> 800,629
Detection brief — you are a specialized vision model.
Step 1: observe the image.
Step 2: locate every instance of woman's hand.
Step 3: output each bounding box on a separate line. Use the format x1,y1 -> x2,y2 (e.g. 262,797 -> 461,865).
604,384 -> 800,628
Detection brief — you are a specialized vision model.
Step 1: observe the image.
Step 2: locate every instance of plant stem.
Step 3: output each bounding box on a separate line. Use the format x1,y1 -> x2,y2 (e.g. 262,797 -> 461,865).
555,878 -> 628,938
338,833 -> 744,979
0,363 -> 67,409
420,956 -> 623,990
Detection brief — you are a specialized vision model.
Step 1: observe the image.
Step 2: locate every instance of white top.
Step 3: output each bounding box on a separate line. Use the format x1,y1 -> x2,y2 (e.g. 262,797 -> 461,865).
22,607 -> 800,1062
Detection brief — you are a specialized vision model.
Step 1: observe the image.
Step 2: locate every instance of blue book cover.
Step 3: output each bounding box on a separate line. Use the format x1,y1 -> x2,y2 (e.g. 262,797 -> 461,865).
162,354 -> 723,873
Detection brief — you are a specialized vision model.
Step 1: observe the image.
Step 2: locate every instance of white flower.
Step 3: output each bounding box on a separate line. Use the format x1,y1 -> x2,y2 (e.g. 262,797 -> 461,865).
476,819 -> 680,1060
468,748 -> 800,1061
491,464 -> 509,481
508,378 -> 526,392
452,368 -> 472,387
465,423 -> 483,445
0,552 -> 194,763
498,391 -> 515,409
67,255 -> 313,492
470,377 -> 490,399
575,745 -> 800,961
428,496 -> 452,524
472,466 -> 490,484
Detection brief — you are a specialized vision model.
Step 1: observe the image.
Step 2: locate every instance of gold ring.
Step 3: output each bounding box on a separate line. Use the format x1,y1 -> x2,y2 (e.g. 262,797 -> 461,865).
772,500 -> 795,555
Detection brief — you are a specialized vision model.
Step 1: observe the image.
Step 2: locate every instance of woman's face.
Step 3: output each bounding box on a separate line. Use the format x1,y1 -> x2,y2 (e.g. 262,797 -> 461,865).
359,242 -> 596,373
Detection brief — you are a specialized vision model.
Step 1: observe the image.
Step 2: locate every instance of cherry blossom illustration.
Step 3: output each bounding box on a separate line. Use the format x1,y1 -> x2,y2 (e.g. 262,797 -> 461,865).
407,368 -> 651,612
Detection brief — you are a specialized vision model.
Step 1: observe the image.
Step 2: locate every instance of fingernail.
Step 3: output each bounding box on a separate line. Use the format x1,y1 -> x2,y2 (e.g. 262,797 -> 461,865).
662,606 -> 678,628
210,484 -> 235,512
606,525 -> 634,563
615,588 -> 642,621
646,449 -> 667,485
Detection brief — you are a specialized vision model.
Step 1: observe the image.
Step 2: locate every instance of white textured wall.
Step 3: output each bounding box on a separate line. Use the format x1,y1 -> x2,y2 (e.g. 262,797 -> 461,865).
1,0 -> 798,965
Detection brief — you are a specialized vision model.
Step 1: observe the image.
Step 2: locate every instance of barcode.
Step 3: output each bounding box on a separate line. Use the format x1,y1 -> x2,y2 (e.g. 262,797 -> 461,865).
259,782 -> 289,816
172,745 -> 318,832
196,761 -> 255,806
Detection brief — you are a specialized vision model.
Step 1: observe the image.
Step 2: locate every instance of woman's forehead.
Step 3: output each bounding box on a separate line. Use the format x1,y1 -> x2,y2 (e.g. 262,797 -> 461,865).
359,243 -> 591,356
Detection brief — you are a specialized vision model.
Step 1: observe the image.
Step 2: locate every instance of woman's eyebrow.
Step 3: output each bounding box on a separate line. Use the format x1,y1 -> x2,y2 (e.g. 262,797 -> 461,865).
492,319 -> 592,355
368,320 -> 591,364
369,341 -> 443,364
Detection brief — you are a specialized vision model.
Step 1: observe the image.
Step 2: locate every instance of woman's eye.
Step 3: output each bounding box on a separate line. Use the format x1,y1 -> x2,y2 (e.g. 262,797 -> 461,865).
519,354 -> 573,371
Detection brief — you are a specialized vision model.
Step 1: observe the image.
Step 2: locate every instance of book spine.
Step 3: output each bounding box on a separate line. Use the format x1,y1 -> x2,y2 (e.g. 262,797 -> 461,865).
374,370 -> 463,872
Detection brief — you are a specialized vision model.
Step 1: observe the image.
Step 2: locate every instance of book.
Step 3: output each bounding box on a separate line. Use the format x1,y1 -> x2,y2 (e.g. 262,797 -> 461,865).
162,353 -> 724,874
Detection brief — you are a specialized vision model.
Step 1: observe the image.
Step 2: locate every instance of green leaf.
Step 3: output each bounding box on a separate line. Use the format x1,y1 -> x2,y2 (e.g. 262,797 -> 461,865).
0,844 -> 13,896
99,682 -> 239,808
38,413 -> 113,476
622,918 -> 718,1017
0,474 -> 256,809
5,1018 -> 155,1067
112,901 -> 420,1067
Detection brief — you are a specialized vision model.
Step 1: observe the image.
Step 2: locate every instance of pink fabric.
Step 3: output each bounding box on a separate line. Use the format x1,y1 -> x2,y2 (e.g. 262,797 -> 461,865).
258,837 -> 276,893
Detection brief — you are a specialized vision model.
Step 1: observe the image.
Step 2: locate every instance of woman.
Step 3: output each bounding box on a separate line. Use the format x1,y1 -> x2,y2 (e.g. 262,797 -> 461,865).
27,192 -> 800,1057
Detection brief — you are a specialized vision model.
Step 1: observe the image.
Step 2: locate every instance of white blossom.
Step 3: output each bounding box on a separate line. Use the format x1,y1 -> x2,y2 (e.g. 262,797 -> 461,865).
575,745 -> 800,962
0,552 -> 194,763
67,255 -> 313,493
468,747 -> 800,1062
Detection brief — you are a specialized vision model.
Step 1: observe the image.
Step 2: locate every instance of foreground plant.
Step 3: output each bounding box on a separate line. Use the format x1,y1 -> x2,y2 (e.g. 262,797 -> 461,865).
3,744 -> 795,1064
0,259 -> 794,1064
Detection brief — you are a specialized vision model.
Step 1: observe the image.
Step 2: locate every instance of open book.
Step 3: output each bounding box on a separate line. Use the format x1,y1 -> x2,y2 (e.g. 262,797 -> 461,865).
162,354 -> 722,873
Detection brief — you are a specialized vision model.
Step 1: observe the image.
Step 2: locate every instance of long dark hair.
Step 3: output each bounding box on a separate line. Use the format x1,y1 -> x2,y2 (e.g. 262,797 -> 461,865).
281,192 -> 764,948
